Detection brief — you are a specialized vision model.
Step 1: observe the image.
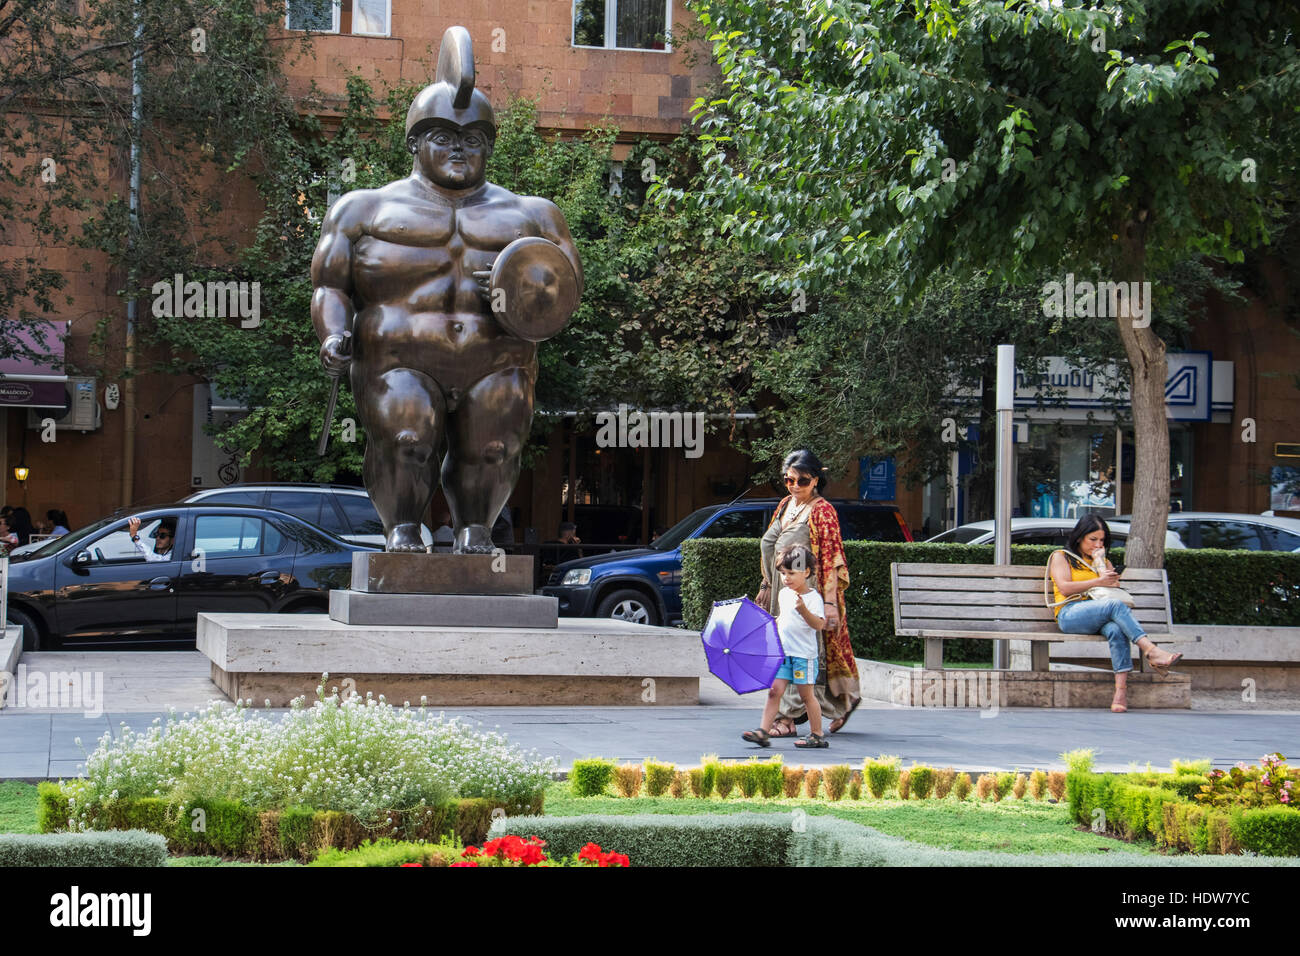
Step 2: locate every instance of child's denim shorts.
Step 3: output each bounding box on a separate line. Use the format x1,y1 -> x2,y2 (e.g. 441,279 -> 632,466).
775,655 -> 817,685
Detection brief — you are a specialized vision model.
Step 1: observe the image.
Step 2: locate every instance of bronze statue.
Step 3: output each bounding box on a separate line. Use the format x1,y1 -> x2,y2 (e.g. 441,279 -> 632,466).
312,26 -> 582,553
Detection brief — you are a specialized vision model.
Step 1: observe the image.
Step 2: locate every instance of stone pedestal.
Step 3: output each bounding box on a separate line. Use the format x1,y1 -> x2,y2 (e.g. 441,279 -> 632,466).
197,614 -> 700,707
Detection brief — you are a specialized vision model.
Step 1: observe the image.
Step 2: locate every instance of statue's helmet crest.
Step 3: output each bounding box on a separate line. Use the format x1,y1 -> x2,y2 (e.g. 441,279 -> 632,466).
406,26 -> 496,140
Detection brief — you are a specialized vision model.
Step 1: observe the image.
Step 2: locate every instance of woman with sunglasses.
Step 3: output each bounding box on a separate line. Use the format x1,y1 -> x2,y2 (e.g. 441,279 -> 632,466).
756,449 -> 861,741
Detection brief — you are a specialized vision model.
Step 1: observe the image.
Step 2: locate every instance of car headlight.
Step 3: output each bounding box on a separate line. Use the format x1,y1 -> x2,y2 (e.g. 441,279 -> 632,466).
562,568 -> 592,586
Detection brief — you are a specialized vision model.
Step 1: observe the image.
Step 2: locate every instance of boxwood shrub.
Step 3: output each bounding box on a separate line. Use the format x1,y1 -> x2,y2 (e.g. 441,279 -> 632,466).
0,830 -> 169,867
681,540 -> 1300,660
1067,770 -> 1299,856
37,782 -> 535,863
491,813 -> 1300,867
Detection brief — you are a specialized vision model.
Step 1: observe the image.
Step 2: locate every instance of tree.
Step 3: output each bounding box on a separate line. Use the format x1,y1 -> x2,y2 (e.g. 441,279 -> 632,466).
666,0 -> 1300,566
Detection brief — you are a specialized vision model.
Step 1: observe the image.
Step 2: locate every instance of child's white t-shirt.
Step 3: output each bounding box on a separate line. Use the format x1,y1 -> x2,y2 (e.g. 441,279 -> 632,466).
776,586 -> 824,660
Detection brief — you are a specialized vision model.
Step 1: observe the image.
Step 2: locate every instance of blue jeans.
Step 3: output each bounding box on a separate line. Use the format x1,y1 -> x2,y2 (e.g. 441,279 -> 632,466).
1056,599 -> 1148,673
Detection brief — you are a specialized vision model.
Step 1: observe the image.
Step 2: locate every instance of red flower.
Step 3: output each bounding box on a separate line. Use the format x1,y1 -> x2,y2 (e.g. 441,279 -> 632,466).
577,842 -> 604,863
400,862 -> 423,867
461,845 -> 481,857
450,861 -> 479,867
598,851 -> 630,867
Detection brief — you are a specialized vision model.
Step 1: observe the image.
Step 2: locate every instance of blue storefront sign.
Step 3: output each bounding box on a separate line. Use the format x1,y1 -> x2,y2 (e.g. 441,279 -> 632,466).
859,457 -> 897,501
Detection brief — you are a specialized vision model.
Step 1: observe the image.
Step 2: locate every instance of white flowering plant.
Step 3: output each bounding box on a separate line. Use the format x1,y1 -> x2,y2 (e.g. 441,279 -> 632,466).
70,681 -> 556,828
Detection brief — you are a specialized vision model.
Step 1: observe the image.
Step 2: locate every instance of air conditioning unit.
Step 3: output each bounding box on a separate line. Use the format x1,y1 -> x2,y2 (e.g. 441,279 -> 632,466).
27,377 -> 101,432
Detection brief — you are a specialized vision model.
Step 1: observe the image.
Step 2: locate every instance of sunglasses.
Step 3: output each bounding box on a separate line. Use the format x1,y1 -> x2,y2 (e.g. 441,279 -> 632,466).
783,475 -> 813,487
156,532 -> 173,539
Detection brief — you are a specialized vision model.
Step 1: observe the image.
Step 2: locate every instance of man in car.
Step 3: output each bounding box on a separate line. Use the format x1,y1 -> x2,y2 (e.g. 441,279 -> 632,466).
128,516 -> 177,562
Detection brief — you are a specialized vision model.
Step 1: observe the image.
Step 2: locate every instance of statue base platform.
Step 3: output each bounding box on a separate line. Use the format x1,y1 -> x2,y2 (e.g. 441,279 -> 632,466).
350,552 -> 534,595
196,613 -> 701,707
329,590 -> 558,628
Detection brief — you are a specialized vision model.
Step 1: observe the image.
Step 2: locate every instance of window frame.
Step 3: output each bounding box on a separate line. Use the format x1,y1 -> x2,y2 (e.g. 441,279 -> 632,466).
572,0 -> 673,53
350,0 -> 391,38
286,0 -> 340,35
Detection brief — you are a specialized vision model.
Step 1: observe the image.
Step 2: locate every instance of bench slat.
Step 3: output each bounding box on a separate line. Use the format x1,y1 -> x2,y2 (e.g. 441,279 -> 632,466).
899,604 -> 1170,623
896,575 -> 1166,594
894,563 -> 1166,580
899,620 -> 1170,637
897,589 -> 1168,608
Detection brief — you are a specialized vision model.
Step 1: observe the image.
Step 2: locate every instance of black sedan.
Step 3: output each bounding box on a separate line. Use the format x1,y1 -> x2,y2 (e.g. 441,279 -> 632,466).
4,503 -> 377,650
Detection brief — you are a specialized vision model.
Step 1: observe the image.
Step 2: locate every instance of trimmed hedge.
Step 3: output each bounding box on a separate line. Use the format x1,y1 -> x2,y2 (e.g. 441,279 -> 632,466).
0,830 -> 169,867
681,540 -> 1300,660
1066,770 -> 1299,856
38,782 -> 541,862
490,813 -> 1300,867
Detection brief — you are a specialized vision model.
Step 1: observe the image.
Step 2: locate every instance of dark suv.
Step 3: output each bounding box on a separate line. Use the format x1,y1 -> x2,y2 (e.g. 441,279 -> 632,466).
541,499 -> 912,626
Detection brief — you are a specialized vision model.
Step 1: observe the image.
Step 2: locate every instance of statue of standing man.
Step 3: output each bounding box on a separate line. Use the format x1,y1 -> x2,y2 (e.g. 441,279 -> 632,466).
312,26 -> 582,553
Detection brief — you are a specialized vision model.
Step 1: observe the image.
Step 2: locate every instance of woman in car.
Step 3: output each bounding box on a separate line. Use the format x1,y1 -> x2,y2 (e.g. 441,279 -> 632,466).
757,449 -> 862,737
1049,514 -> 1182,712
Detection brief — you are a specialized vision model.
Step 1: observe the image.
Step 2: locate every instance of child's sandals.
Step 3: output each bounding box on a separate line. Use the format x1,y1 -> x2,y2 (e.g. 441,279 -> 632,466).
741,729 -> 772,747
794,733 -> 828,749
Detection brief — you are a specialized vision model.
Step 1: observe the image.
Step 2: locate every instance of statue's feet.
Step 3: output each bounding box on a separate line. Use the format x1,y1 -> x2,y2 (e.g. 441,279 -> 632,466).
386,523 -> 427,553
453,523 -> 495,554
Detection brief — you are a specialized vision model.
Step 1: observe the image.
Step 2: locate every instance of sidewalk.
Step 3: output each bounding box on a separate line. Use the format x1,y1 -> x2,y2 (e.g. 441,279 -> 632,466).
1,651 -> 1295,778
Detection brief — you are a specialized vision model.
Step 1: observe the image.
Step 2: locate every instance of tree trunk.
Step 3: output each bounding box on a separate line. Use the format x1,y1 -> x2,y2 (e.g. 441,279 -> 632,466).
1114,212 -> 1168,569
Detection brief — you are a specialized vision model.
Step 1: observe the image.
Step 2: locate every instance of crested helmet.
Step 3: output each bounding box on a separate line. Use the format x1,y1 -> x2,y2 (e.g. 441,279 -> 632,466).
406,26 -> 496,140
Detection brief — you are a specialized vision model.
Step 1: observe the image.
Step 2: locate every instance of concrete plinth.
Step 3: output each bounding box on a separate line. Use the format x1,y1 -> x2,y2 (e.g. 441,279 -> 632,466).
329,590 -> 558,628
197,612 -> 700,707
859,660 -> 1191,709
350,552 -> 534,595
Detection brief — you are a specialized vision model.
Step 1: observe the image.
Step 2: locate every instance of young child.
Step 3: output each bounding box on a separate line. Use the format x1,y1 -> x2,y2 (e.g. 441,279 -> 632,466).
742,544 -> 828,748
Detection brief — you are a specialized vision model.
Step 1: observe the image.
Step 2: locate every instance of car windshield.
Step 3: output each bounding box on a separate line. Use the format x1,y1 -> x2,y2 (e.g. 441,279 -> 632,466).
16,517 -> 117,560
651,508 -> 721,551
928,526 -> 989,544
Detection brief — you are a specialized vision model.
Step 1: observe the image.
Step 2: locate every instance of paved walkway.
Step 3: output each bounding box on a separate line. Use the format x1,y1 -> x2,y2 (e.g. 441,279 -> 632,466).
1,652 -> 1295,778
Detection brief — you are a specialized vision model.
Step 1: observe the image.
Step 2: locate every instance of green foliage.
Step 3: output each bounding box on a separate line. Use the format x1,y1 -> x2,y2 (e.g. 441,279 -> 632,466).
700,756 -> 721,796
1233,807 -> 1300,857
715,764 -> 739,799
0,830 -> 169,867
643,760 -> 675,798
755,759 -> 784,798
994,772 -> 1016,802
824,765 -> 852,801
493,812 -> 1296,868
736,761 -> 761,798
689,767 -> 713,799
848,777 -> 863,801
952,773 -> 973,802
864,756 -> 900,799
37,782 -> 73,834
570,759 -> 616,797
909,766 -> 935,800
683,541 -> 1300,659
310,838 -> 461,867
1061,749 -> 1096,775
1029,770 -> 1049,801
1172,759 -> 1213,776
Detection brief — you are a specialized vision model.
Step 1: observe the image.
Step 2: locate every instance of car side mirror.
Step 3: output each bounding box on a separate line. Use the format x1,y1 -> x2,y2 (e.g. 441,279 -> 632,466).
74,551 -> 91,565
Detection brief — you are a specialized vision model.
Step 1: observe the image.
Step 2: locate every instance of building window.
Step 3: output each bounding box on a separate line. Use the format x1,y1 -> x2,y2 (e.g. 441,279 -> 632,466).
286,0 -> 390,37
573,0 -> 671,51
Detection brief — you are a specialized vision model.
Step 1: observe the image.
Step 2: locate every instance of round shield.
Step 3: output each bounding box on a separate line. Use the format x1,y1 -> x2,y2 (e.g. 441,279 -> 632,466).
489,236 -> 579,342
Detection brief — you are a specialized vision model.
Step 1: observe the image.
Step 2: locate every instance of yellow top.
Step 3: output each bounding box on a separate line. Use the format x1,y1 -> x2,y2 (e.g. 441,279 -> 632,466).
1051,552 -> 1099,618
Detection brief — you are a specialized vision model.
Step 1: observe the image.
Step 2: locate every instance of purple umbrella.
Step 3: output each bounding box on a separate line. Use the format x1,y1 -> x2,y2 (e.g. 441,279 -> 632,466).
701,597 -> 785,694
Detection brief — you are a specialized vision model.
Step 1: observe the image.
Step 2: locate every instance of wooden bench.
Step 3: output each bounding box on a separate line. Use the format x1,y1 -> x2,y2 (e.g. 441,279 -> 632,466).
890,562 -> 1182,672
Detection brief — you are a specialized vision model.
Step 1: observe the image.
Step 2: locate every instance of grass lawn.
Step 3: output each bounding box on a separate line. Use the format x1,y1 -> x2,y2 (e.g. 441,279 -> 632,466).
0,781 -> 39,835
540,782 -> 1158,856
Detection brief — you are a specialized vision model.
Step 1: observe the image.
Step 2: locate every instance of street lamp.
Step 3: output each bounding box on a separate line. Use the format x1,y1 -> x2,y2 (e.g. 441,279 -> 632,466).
13,462 -> 29,483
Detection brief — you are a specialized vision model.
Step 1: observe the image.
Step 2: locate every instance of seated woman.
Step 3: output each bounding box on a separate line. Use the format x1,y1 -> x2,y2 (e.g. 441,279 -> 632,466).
1049,514 -> 1181,713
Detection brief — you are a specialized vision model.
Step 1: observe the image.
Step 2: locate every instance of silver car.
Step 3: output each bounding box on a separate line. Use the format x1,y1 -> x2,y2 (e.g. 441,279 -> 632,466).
183,483 -> 433,548
1114,512 -> 1300,552
927,517 -> 1186,550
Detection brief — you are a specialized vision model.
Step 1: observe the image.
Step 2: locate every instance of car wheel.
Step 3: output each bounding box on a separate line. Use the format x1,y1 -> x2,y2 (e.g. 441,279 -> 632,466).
596,589 -> 659,627
6,607 -> 42,652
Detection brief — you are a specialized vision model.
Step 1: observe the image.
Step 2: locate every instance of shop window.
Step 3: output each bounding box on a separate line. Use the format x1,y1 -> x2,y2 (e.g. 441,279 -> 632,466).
573,0 -> 671,51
